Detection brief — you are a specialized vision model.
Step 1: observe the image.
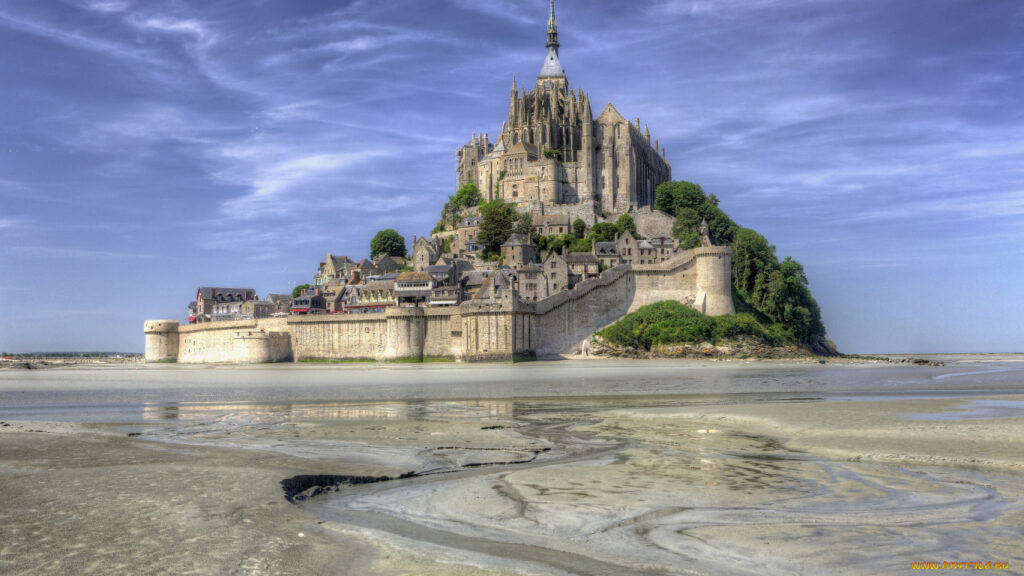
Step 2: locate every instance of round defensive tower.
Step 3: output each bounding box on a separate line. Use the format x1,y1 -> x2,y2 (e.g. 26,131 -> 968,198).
694,248 -> 736,316
233,330 -> 273,364
143,320 -> 180,363
384,307 -> 426,362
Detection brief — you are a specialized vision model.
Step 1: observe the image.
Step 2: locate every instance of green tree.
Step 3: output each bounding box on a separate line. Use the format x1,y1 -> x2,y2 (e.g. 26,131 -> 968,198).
679,232 -> 701,250
568,237 -> 592,253
291,284 -> 311,298
654,181 -> 706,216
589,222 -> 618,242
572,218 -> 586,238
698,203 -> 738,245
543,234 -> 573,255
515,211 -> 533,236
671,207 -> 702,240
454,182 -> 481,209
477,199 -> 516,252
370,229 -> 407,258
615,214 -> 637,236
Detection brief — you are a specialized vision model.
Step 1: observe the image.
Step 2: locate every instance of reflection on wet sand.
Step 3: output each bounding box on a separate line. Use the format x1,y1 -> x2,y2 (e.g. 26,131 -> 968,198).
142,399 -> 517,422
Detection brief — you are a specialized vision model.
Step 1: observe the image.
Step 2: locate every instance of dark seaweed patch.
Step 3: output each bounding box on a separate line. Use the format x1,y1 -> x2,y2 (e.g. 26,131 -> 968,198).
281,473 -> 417,503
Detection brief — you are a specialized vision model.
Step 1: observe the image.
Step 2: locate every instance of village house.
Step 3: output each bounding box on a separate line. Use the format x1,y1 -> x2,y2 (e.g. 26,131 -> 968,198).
395,271 -> 434,307
291,291 -> 326,315
211,300 -> 245,322
190,287 -> 257,323
454,216 -> 483,255
315,254 -> 355,287
460,270 -> 493,300
321,285 -> 351,313
593,240 -> 620,269
500,233 -> 538,269
240,299 -> 276,320
639,233 -> 676,264
516,262 -> 548,301
429,285 -> 463,307
565,252 -> 600,285
542,251 -> 570,294
374,254 -> 404,274
349,279 -> 396,313
265,294 -> 293,317
412,236 -> 444,271
533,214 -> 570,237
616,230 -> 637,265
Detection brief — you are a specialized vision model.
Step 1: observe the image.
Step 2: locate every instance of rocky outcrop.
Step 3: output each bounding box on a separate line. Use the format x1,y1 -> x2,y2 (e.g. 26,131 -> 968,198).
590,335 -> 817,360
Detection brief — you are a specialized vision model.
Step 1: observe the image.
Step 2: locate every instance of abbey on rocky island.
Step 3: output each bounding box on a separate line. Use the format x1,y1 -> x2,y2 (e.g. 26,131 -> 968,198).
456,0 -> 673,231
144,0 -> 735,364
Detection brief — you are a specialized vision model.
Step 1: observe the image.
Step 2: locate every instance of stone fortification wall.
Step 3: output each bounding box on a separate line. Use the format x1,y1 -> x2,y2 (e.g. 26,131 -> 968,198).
629,247 -> 734,314
288,314 -> 387,361
532,266 -> 635,356
177,318 -> 291,364
424,308 -> 458,359
530,246 -> 734,355
146,247 -> 733,363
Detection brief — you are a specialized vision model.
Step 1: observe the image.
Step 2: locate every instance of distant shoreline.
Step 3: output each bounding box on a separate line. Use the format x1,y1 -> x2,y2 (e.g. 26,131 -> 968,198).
4,352 -> 1022,371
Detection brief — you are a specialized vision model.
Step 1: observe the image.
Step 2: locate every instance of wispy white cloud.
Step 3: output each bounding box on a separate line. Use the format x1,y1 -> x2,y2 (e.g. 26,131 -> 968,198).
0,10 -> 161,66
126,14 -> 214,45
0,218 -> 23,232
448,0 -> 538,24
9,246 -> 155,260
214,147 -> 391,221
75,0 -> 130,13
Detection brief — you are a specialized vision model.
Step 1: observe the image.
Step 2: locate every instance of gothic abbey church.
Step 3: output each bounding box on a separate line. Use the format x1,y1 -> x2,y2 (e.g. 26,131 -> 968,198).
456,1 -> 673,233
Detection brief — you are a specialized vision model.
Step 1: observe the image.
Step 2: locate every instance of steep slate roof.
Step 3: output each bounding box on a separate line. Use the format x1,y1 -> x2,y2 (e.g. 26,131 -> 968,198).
459,217 -> 483,228
197,287 -> 255,300
594,242 -> 617,255
328,254 -> 354,267
502,233 -> 533,247
638,240 -> 655,250
361,279 -> 395,292
460,270 -> 491,288
396,271 -> 432,283
266,294 -> 292,305
518,262 -> 543,272
565,252 -> 599,265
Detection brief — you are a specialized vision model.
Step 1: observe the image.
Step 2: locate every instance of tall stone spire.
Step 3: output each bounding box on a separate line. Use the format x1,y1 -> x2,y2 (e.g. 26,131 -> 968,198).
546,0 -> 559,49
539,0 -> 565,78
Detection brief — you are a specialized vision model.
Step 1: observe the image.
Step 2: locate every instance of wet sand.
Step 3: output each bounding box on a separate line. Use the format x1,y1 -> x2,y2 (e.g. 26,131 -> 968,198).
1,359 -> 1022,575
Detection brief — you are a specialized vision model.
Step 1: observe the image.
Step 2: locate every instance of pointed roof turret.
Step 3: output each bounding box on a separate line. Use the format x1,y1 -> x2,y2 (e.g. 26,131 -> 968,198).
539,0 -> 565,78
546,0 -> 559,49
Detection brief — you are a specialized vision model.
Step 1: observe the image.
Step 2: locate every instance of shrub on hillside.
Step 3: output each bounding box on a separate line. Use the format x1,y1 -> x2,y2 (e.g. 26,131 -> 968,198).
596,301 -> 784,350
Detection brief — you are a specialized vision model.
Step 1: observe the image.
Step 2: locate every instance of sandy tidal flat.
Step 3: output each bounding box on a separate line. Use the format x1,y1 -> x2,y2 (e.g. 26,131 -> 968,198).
1,360 -> 1023,575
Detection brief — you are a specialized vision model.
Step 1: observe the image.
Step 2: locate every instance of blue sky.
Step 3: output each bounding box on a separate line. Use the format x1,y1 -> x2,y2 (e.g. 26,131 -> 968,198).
1,0 -> 1022,354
